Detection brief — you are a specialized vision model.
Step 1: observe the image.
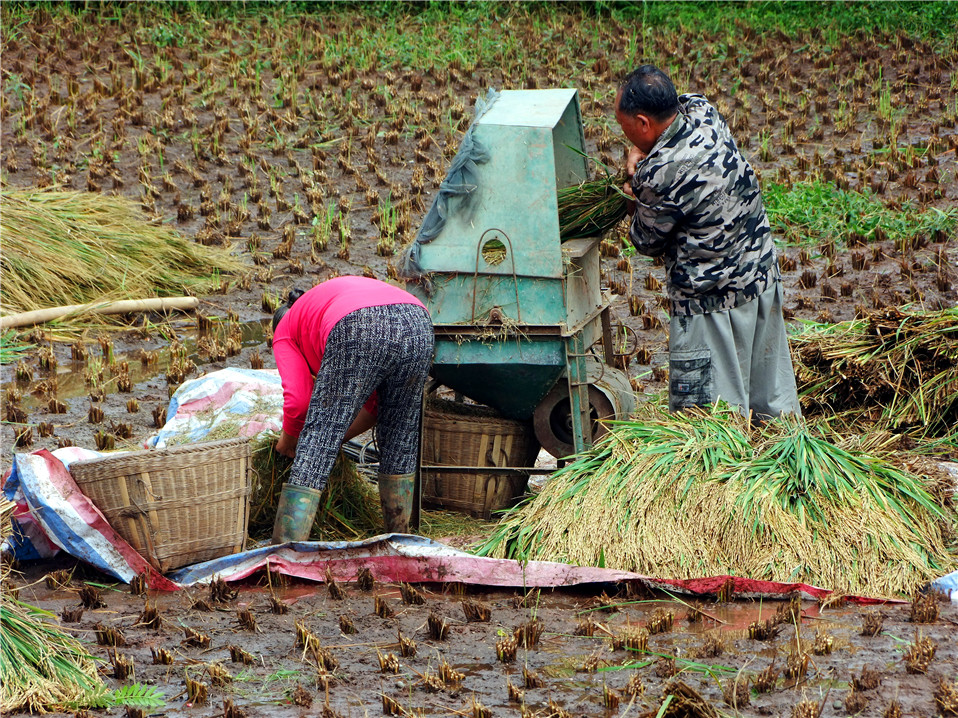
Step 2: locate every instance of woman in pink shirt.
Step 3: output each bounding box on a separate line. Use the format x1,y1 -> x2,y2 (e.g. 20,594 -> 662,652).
270,276 -> 433,543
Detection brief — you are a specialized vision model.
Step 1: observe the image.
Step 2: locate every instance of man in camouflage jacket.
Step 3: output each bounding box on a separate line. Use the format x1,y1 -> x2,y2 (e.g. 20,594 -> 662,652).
615,65 -> 800,418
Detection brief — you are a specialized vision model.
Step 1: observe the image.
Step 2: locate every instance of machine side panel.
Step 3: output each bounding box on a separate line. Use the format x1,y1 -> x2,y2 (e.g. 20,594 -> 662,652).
478,89 -> 579,128
562,240 -> 604,331
421,275 -> 564,326
416,124 -> 563,279
553,93 -> 589,189
432,338 -> 566,420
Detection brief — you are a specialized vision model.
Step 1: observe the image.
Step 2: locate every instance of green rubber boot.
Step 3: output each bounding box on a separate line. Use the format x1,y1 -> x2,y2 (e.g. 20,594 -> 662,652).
271,483 -> 322,544
378,472 -> 415,534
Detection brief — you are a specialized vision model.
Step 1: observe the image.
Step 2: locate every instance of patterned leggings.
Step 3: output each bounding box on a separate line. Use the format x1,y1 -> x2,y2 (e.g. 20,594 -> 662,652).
289,304 -> 434,490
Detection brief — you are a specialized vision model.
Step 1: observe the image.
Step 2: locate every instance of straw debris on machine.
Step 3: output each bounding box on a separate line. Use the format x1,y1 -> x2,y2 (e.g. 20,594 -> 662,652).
791,306 -> 958,439
475,404 -> 957,598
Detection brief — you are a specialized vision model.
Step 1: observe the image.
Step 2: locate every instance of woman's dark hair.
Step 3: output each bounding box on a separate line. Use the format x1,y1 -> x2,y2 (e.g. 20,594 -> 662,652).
618,65 -> 679,122
272,288 -> 306,331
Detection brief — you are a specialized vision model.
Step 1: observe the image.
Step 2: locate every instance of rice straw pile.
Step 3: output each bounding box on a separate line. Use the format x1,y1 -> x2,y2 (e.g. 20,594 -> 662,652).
0,565 -> 105,713
1,500 -> 106,712
475,405 -> 957,597
0,188 -> 247,317
0,497 -> 15,539
558,158 -> 628,241
246,432 -> 494,542
791,307 -> 958,438
248,432 -> 383,541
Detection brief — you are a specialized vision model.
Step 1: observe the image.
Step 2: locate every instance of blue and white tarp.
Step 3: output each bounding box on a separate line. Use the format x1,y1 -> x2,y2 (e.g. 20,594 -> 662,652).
147,367 -> 283,448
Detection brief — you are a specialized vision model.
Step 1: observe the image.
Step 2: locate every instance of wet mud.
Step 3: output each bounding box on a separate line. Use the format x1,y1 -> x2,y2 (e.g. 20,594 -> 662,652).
7,558 -> 958,717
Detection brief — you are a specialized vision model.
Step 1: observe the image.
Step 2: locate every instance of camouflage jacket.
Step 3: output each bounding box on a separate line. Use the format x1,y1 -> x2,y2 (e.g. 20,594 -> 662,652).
628,94 -> 778,316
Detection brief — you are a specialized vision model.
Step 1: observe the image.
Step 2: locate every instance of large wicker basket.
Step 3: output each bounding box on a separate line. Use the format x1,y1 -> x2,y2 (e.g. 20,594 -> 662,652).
70,438 -> 252,572
421,398 -> 540,519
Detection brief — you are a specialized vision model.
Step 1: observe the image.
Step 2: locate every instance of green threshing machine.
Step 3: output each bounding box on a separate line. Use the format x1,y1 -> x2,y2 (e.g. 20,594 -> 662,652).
407,89 -> 635,459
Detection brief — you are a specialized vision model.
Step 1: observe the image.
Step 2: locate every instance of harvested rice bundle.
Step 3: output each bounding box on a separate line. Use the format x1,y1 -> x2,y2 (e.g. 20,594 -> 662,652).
247,432 -> 382,541
558,156 -> 628,241
0,497 -> 15,539
169,427 -> 492,542
791,307 -> 958,438
476,405 -> 956,598
0,188 -> 247,318
0,566 -> 104,713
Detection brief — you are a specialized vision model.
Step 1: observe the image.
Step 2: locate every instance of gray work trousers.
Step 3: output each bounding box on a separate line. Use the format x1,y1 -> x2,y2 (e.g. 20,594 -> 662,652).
668,282 -> 801,419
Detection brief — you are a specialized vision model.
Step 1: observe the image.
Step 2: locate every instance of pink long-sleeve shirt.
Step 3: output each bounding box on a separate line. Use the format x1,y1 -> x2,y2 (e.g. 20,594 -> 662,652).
272,277 -> 427,438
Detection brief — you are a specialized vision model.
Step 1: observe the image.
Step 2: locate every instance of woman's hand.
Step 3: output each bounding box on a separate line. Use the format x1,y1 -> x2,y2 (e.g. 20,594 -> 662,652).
275,430 -> 298,458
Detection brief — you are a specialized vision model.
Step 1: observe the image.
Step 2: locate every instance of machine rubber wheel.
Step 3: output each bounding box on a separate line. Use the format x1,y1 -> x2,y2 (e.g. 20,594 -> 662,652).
532,381 -> 615,459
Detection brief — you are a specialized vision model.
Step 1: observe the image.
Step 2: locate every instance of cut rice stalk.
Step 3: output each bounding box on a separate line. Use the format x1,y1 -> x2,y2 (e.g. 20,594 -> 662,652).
0,570 -> 106,713
791,307 -> 958,438
0,330 -> 34,365
475,404 -> 956,598
0,188 -> 247,322
247,432 -> 382,541
558,152 -> 628,241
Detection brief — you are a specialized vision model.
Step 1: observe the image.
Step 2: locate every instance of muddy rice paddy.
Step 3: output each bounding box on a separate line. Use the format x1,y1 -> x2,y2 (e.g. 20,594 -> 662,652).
1,4 -> 956,459
10,557 -> 958,718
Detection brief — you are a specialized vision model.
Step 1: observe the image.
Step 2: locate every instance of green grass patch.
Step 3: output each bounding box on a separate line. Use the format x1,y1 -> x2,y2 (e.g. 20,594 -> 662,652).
764,180 -> 957,248
0,330 -> 33,366
3,1 -> 954,77
620,1 -> 958,43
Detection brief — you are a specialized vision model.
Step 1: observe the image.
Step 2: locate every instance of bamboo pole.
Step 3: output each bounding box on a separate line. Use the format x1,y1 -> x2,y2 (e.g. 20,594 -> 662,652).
0,297 -> 199,329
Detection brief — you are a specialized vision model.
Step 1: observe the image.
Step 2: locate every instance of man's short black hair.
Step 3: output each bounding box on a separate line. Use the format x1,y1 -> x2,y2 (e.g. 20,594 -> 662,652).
618,65 -> 679,122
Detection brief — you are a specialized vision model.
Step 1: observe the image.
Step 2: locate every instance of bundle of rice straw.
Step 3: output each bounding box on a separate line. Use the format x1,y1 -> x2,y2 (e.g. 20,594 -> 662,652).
558,155 -> 628,241
791,307 -> 958,438
0,188 -> 247,318
0,566 -> 105,713
162,422 -> 492,541
0,497 -> 15,539
248,432 -> 383,541
476,404 -> 957,597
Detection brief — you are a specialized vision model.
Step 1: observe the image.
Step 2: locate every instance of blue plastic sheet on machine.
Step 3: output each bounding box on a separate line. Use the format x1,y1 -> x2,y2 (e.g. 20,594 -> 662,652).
401,88 -> 499,282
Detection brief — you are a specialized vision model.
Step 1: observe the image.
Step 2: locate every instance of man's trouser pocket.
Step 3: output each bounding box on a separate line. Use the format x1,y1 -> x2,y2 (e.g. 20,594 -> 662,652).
669,349 -> 712,411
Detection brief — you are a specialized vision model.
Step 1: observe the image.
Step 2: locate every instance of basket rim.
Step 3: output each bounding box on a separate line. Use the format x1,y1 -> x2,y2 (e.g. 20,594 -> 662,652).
424,406 -> 530,428
69,437 -> 250,473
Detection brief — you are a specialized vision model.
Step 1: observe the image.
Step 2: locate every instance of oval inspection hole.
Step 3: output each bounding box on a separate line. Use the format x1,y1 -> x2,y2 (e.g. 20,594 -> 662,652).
480,237 -> 507,265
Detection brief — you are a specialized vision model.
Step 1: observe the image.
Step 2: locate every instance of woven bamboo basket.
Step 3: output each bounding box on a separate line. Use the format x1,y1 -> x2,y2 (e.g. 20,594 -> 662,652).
421,398 -> 540,519
70,438 -> 252,572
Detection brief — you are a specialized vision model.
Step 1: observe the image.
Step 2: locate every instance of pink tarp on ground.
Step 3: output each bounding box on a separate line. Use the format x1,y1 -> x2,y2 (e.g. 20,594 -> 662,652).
168,537 -> 894,604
